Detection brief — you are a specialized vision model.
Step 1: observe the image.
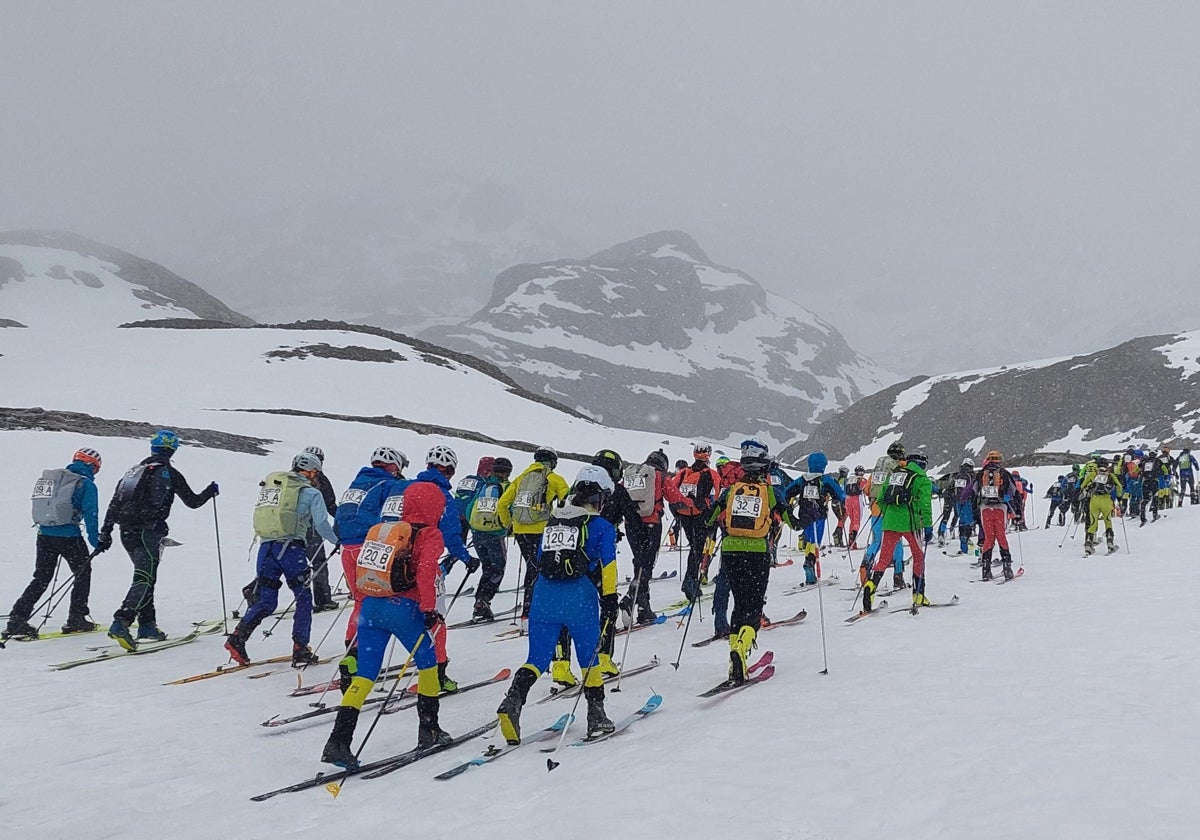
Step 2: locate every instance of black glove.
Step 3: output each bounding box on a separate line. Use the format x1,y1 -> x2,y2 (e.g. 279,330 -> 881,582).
207,482 -> 220,497
681,575 -> 701,603
466,554 -> 481,574
615,528 -> 625,544
97,530 -> 113,552
423,611 -> 443,630
601,593 -> 619,622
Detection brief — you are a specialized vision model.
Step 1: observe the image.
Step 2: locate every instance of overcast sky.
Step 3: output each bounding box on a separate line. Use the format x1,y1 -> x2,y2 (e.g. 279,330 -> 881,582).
3,2 -> 1200,373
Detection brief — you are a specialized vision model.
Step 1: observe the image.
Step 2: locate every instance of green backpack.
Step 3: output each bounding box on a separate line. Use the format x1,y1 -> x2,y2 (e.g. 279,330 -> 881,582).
469,482 -> 504,532
253,471 -> 311,541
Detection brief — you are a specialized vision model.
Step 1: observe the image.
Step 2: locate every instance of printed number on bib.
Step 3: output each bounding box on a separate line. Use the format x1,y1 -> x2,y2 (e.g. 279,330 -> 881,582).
357,540 -> 395,572
381,495 -> 404,519
256,487 -> 282,508
680,483 -> 697,498
457,478 -> 479,494
514,490 -> 536,507
732,494 -> 763,518
32,479 -> 54,499
954,479 -> 967,489
626,473 -> 648,491
802,484 -> 819,500
542,525 -> 580,552
1094,474 -> 1109,487
340,488 -> 366,506
981,485 -> 999,500
475,496 -> 499,513
871,470 -> 888,485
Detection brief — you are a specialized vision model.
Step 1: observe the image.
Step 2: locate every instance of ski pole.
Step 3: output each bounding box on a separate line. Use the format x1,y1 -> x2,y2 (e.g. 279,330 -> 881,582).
39,559 -> 63,629
444,562 -> 478,618
510,542 -> 525,627
611,569 -> 645,693
213,499 -> 229,636
1118,506 -> 1130,554
815,560 -> 829,675
36,572 -> 79,634
308,629 -> 359,709
670,598 -> 698,670
547,620 -> 609,772
327,629 -> 432,799
27,570 -> 76,629
1013,524 -> 1025,574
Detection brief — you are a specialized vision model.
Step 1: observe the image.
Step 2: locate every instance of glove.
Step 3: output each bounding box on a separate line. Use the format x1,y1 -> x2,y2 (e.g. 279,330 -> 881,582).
466,554 -> 481,574
1002,494 -> 1011,504
616,528 -> 625,544
601,593 -> 618,622
439,559 -> 453,577
207,482 -> 220,497
681,575 -> 701,603
423,611 -> 444,630
97,530 -> 113,552
923,527 -> 934,544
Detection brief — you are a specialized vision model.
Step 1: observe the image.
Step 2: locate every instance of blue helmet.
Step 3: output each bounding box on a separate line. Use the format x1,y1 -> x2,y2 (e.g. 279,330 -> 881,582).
151,429 -> 180,453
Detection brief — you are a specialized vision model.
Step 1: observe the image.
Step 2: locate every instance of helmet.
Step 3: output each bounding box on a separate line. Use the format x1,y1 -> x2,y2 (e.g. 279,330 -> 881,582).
838,465 -> 849,476
646,450 -> 669,472
985,450 -> 1002,464
675,460 -> 688,470
292,452 -> 322,473
572,465 -> 614,506
693,443 -> 712,461
491,456 -> 514,475
740,439 -> 769,461
887,442 -> 905,459
426,445 -> 458,471
303,445 -> 325,465
908,452 -> 928,468
534,446 -> 559,469
1094,456 -> 1109,467
371,446 -> 408,470
740,454 -> 770,475
592,449 -> 624,483
1134,449 -> 1145,458
74,448 -> 102,472
150,429 -> 180,452
854,465 -> 865,475
961,457 -> 975,468
1162,445 -> 1171,454
1012,470 -> 1021,477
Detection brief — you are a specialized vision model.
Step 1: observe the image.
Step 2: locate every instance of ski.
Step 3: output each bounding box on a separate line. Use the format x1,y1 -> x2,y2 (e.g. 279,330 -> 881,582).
782,577 -> 840,596
536,657 -> 661,704
698,664 -> 776,698
250,721 -> 497,799
434,713 -> 573,780
623,570 -> 678,584
995,568 -> 1025,585
82,618 -> 225,652
691,613 -> 805,647
361,721 -> 498,779
52,629 -> 204,670
540,694 -> 662,754
246,657 -> 334,680
383,668 -> 512,713
447,604 -> 519,630
7,624 -> 106,644
844,599 -> 888,623
616,606 -> 689,637
166,653 -> 297,685
894,594 -> 961,614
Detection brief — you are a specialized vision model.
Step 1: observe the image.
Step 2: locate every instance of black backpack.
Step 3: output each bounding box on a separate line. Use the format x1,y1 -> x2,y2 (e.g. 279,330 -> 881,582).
538,514 -> 591,582
112,462 -> 172,526
883,469 -> 915,507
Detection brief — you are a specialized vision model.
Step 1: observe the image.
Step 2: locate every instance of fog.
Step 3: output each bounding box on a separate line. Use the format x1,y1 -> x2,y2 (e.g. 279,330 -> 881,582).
3,2 -> 1199,374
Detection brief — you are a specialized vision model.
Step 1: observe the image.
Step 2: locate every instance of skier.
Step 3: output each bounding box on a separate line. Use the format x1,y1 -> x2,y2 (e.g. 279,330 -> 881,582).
862,450 -> 933,610
468,456 -> 513,622
1138,450 -> 1161,525
844,465 -> 867,549
1044,475 -> 1070,528
670,444 -> 720,604
972,451 -> 1017,581
859,442 -> 907,585
224,452 -> 338,666
939,459 -> 975,545
104,430 -> 218,650
766,459 -> 794,565
454,457 -> 495,543
1079,455 -> 1122,555
832,465 -> 851,547
320,481 -> 454,769
621,450 -> 685,625
1010,470 -> 1030,530
705,440 -> 808,683
496,466 -> 619,743
301,446 -> 340,613
783,452 -> 845,585
498,447 -> 571,624
1179,448 -> 1196,504
950,465 -> 978,556
6,448 -> 105,639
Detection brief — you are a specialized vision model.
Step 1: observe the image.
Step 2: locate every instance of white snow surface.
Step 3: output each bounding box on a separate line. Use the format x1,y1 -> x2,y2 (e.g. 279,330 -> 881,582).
4,446 -> 1197,838
1157,332 -> 1200,379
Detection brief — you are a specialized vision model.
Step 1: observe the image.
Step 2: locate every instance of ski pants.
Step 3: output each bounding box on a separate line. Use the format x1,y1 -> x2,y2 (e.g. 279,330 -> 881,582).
626,521 -> 663,615
517,532 -> 543,619
340,542 -> 364,644
11,534 -> 93,625
979,506 -> 1010,554
937,497 -> 955,533
712,561 -> 731,635
1086,495 -> 1114,538
472,533 -> 507,604
525,578 -> 603,687
241,540 -> 313,645
863,515 -> 904,574
724,550 -> 770,635
114,523 -> 169,627
1181,470 -> 1195,500
873,530 -> 926,578
956,502 -> 977,552
679,514 -> 711,600
345,595 -> 442,706
846,496 -> 863,545
306,529 -> 333,606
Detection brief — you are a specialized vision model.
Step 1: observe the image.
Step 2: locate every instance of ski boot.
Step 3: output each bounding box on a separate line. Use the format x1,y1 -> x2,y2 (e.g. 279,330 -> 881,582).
551,658 -> 578,688
636,607 -> 658,626
937,532 -> 947,548
137,623 -> 168,642
728,625 -> 756,684
224,626 -> 251,665
471,599 -> 494,623
497,665 -> 538,744
320,706 -> 360,770
61,617 -> 98,634
313,600 -> 340,613
597,653 -> 620,678
416,693 -> 452,749
892,572 -> 907,590
1106,530 -> 1118,554
338,646 -> 358,692
1002,561 -> 1014,581
912,575 -> 930,607
292,642 -> 320,667
107,618 -> 137,651
437,661 -> 459,693
585,685 -> 615,739
4,618 -> 38,640
848,529 -> 858,550
241,580 -> 260,609
862,572 -> 883,613
980,551 -> 994,581
1083,535 -> 1096,556
708,626 -> 731,644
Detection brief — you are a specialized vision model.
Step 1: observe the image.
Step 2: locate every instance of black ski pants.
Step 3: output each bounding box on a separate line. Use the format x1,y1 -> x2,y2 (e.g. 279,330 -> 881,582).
517,532 -> 542,619
113,524 -> 169,627
626,521 -> 663,614
679,514 -> 711,599
724,550 -> 770,634
10,534 -> 93,624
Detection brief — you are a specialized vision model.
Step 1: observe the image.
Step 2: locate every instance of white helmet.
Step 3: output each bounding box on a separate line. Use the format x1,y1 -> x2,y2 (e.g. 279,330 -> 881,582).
303,445 -> 325,465
371,446 -> 408,469
426,445 -> 458,471
292,452 -> 322,472
961,457 -> 975,468
573,464 -> 615,498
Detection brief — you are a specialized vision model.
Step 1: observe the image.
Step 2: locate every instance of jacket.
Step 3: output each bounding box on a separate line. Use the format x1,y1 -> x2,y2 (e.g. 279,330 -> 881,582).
414,468 -> 471,564
102,452 -> 212,533
385,481 -> 446,613
879,461 -> 933,533
335,465 -> 397,544
497,462 -> 570,534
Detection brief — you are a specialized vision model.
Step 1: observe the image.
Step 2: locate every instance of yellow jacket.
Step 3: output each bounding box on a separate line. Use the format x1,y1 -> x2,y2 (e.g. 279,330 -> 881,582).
498,462 -> 570,534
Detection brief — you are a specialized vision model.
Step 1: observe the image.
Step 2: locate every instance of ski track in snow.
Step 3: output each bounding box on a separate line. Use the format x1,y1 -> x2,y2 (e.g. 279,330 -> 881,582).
2,439 -> 1198,837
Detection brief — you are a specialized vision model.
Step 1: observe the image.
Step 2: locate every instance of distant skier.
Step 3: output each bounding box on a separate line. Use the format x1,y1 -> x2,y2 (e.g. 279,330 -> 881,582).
670,445 -> 720,603
1079,455 -> 1121,555
467,456 -> 512,622
498,447 -> 570,624
783,452 -> 845,586
972,451 -> 1016,581
1179,448 -> 1196,504
621,450 -> 685,626
300,445 -> 339,613
862,450 -> 934,610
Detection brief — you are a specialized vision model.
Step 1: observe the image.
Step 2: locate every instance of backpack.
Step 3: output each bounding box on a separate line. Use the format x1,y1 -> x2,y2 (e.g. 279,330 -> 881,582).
454,476 -> 481,503
511,469 -> 551,526
670,467 -> 705,516
538,514 -> 591,581
623,463 -> 657,518
882,469 -> 914,507
469,482 -> 504,531
380,490 -> 405,522
31,468 -> 83,527
868,457 -> 895,502
1089,469 -> 1112,495
111,462 -> 172,526
357,521 -> 422,597
253,471 -> 311,541
723,481 -> 772,538
978,468 -> 1005,504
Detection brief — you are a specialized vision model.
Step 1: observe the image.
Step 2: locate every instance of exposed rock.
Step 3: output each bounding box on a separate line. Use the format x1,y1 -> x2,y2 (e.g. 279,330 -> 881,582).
0,407 -> 274,455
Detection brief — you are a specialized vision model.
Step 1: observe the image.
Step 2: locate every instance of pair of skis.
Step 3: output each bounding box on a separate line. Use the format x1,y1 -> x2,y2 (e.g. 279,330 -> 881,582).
698,650 -> 775,697
690,610 -> 807,648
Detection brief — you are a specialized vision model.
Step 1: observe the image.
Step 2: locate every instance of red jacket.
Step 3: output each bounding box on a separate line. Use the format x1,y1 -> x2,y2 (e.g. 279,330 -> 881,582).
400,482 -> 446,612
645,469 -> 687,524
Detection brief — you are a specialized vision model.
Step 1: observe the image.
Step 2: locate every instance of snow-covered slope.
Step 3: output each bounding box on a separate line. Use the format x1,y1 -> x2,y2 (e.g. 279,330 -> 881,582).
782,331 -> 1200,465
0,230 -> 253,327
188,179 -> 577,332
426,231 -> 892,446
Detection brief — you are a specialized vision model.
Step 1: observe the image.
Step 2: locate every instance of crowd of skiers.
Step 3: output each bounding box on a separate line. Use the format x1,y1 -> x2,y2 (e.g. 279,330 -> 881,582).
6,430 -> 1197,766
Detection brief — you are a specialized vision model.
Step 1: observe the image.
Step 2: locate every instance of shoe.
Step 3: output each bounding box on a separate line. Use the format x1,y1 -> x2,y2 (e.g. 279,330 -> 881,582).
437,661 -> 459,693
709,628 -> 731,643
597,653 -> 620,678
496,666 -> 538,745
892,573 -> 907,590
61,618 -> 99,634
584,685 -> 615,738
321,706 -> 360,770
416,694 -> 452,749
472,600 -> 494,622
4,619 -> 38,639
107,619 -> 137,651
618,594 -> 634,615
312,601 -> 340,613
862,579 -> 877,613
913,593 -> 932,607
136,623 -> 168,642
551,659 -> 578,687
1002,562 -> 1014,581
339,646 -> 358,693
292,643 -> 320,667
635,609 -> 658,626
224,629 -> 250,665
728,625 -> 756,684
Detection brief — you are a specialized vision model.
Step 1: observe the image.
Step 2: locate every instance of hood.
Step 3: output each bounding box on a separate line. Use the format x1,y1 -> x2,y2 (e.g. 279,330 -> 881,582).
416,467 -> 452,491
401,481 -> 446,526
67,460 -> 96,480
476,457 -> 495,478
807,452 -> 828,474
555,501 -> 595,518
355,465 -> 397,483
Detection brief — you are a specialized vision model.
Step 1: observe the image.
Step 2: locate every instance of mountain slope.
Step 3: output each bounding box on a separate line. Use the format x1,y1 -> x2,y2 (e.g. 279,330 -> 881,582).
425,231 -> 891,445
782,331 -> 1200,466
0,230 -> 253,327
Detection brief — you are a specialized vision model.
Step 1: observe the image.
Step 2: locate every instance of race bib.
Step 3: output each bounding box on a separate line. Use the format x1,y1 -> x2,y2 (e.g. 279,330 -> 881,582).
542,525 -> 580,551
680,483 -> 697,498
871,470 -> 887,486
1094,474 -> 1109,486
340,488 -> 366,506
32,479 -> 54,499
890,471 -> 908,485
357,539 -> 394,571
626,474 -> 648,491
769,474 -> 781,486
981,485 -> 999,499
954,479 -> 967,489
732,494 -> 763,517
256,487 -> 281,508
456,477 -> 479,494
514,490 -> 536,507
381,494 -> 405,519
475,496 -> 499,513
802,484 -> 819,500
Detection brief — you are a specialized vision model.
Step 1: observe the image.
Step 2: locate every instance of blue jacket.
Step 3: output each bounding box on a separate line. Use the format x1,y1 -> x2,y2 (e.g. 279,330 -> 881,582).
784,473 -> 846,505
369,477 -> 414,523
298,485 -> 338,544
335,465 -> 398,544
39,460 -> 100,548
415,468 -> 470,565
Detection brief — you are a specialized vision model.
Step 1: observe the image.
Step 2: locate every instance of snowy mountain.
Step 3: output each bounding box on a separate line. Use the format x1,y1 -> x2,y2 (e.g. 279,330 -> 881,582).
0,230 -> 253,328
424,231 -> 891,446
187,179 -> 577,332
781,331 -> 1200,467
